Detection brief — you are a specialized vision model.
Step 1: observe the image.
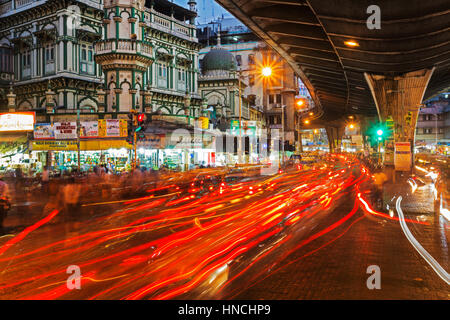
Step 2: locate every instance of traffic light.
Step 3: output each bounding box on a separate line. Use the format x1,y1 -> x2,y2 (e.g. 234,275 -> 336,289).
135,113 -> 146,133
127,111 -> 137,145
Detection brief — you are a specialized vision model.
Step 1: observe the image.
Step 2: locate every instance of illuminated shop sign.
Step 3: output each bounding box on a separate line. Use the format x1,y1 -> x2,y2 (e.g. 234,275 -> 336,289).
0,112 -> 35,132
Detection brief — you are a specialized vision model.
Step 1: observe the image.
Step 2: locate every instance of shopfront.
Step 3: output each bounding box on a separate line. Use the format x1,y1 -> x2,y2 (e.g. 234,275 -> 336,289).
30,139 -> 132,173
0,112 -> 36,174
135,131 -> 216,171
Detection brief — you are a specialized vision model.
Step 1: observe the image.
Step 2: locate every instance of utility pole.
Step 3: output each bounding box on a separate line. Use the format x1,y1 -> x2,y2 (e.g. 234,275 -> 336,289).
281,105 -> 285,166
238,71 -> 243,164
133,110 -> 138,169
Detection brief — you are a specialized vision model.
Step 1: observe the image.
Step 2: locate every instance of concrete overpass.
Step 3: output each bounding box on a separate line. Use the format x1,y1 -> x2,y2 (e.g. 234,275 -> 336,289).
216,0 -> 450,150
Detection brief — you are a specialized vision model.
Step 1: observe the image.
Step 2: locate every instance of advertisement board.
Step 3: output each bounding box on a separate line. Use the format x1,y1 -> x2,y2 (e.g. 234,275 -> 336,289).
54,122 -> 77,140
0,112 -> 35,132
98,120 -> 127,138
34,123 -> 54,139
80,121 -> 99,138
394,142 -> 411,171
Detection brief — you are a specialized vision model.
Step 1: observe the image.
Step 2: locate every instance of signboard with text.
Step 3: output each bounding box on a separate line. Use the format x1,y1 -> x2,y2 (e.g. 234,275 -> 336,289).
0,112 -> 35,132
54,122 -> 77,140
394,142 -> 411,171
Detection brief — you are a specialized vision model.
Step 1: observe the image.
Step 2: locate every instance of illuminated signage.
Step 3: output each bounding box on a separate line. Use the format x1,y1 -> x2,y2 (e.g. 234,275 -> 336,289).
0,112 -> 35,132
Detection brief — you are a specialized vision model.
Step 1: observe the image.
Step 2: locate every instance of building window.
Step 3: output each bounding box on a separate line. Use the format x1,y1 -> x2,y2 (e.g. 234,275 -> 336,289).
236,54 -> 242,66
276,94 -> 282,104
439,128 -> 444,134
157,63 -> 167,88
21,49 -> 31,79
44,44 -> 55,75
268,94 -> 274,104
177,68 -> 186,92
248,75 -> 254,86
80,43 -> 95,75
424,128 -> 432,134
0,47 -> 13,73
248,54 -> 255,65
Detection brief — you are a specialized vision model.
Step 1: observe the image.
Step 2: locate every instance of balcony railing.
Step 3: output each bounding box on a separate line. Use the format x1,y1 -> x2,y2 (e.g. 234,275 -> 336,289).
143,9 -> 197,43
95,39 -> 152,59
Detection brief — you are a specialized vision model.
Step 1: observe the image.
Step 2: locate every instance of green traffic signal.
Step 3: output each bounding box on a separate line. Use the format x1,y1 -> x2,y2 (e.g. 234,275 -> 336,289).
377,129 -> 383,136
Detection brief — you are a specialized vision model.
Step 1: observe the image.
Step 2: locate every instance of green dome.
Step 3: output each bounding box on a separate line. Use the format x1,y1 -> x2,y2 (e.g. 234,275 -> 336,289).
201,48 -> 237,73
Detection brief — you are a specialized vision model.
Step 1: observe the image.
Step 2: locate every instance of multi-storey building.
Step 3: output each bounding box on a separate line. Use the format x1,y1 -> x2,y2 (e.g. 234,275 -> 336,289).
198,17 -> 306,154
0,0 -> 206,172
416,93 -> 449,153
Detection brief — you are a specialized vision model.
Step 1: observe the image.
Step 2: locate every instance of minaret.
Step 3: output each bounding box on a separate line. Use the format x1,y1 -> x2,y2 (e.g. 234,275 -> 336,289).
188,0 -> 197,24
188,0 -> 197,12
95,0 -> 153,114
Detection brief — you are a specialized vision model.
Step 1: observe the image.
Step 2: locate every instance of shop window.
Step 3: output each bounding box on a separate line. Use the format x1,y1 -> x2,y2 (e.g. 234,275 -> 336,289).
423,128 -> 432,134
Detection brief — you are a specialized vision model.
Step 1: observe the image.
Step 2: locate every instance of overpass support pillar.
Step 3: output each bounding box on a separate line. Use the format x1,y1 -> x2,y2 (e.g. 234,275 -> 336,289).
326,126 -> 345,153
364,69 -> 434,167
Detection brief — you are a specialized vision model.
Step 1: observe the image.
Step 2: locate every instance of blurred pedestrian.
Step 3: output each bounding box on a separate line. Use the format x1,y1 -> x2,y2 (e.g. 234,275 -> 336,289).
0,177 -> 11,233
62,177 -> 82,223
373,170 -> 388,208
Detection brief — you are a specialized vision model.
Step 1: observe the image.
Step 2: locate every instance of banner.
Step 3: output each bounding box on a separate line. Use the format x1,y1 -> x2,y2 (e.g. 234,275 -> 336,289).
34,123 -> 54,139
54,122 -> 77,139
80,121 -> 98,138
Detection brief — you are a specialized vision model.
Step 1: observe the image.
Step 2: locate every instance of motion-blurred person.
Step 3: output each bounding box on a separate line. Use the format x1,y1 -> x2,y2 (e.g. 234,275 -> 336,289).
373,170 -> 388,209
0,177 -> 11,233
62,177 -> 82,223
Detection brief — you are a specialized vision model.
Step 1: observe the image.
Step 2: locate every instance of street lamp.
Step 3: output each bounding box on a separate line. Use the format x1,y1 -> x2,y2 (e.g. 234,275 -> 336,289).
237,65 -> 273,164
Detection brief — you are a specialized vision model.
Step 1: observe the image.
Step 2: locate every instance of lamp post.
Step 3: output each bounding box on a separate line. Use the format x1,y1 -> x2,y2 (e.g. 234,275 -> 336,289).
77,106 -> 94,173
281,104 -> 286,166
236,66 -> 273,164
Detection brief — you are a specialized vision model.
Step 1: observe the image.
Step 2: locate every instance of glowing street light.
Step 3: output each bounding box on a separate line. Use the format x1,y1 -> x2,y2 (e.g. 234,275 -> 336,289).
309,112 -> 314,116
261,67 -> 272,77
304,119 -> 310,124
349,123 -> 355,129
344,40 -> 359,47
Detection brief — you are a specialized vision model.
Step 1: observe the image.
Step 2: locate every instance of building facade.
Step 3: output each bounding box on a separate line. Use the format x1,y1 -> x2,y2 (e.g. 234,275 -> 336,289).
415,93 -> 449,154
0,0 -> 209,173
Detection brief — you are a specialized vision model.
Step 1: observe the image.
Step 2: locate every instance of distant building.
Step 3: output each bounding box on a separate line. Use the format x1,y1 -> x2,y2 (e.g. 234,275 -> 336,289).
416,93 -> 449,153
197,16 -> 311,153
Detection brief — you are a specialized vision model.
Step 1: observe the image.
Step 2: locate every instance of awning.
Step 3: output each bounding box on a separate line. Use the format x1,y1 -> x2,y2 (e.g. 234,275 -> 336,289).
0,133 -> 28,143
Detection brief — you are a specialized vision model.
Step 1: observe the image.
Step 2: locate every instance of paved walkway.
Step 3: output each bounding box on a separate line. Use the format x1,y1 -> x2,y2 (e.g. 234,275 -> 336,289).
232,180 -> 449,300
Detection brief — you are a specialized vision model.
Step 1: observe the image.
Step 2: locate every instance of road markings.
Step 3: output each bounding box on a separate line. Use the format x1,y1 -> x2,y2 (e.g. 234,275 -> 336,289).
396,196 -> 450,285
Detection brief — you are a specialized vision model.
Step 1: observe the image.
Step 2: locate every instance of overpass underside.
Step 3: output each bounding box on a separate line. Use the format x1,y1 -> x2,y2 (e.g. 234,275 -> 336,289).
217,0 -> 450,156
